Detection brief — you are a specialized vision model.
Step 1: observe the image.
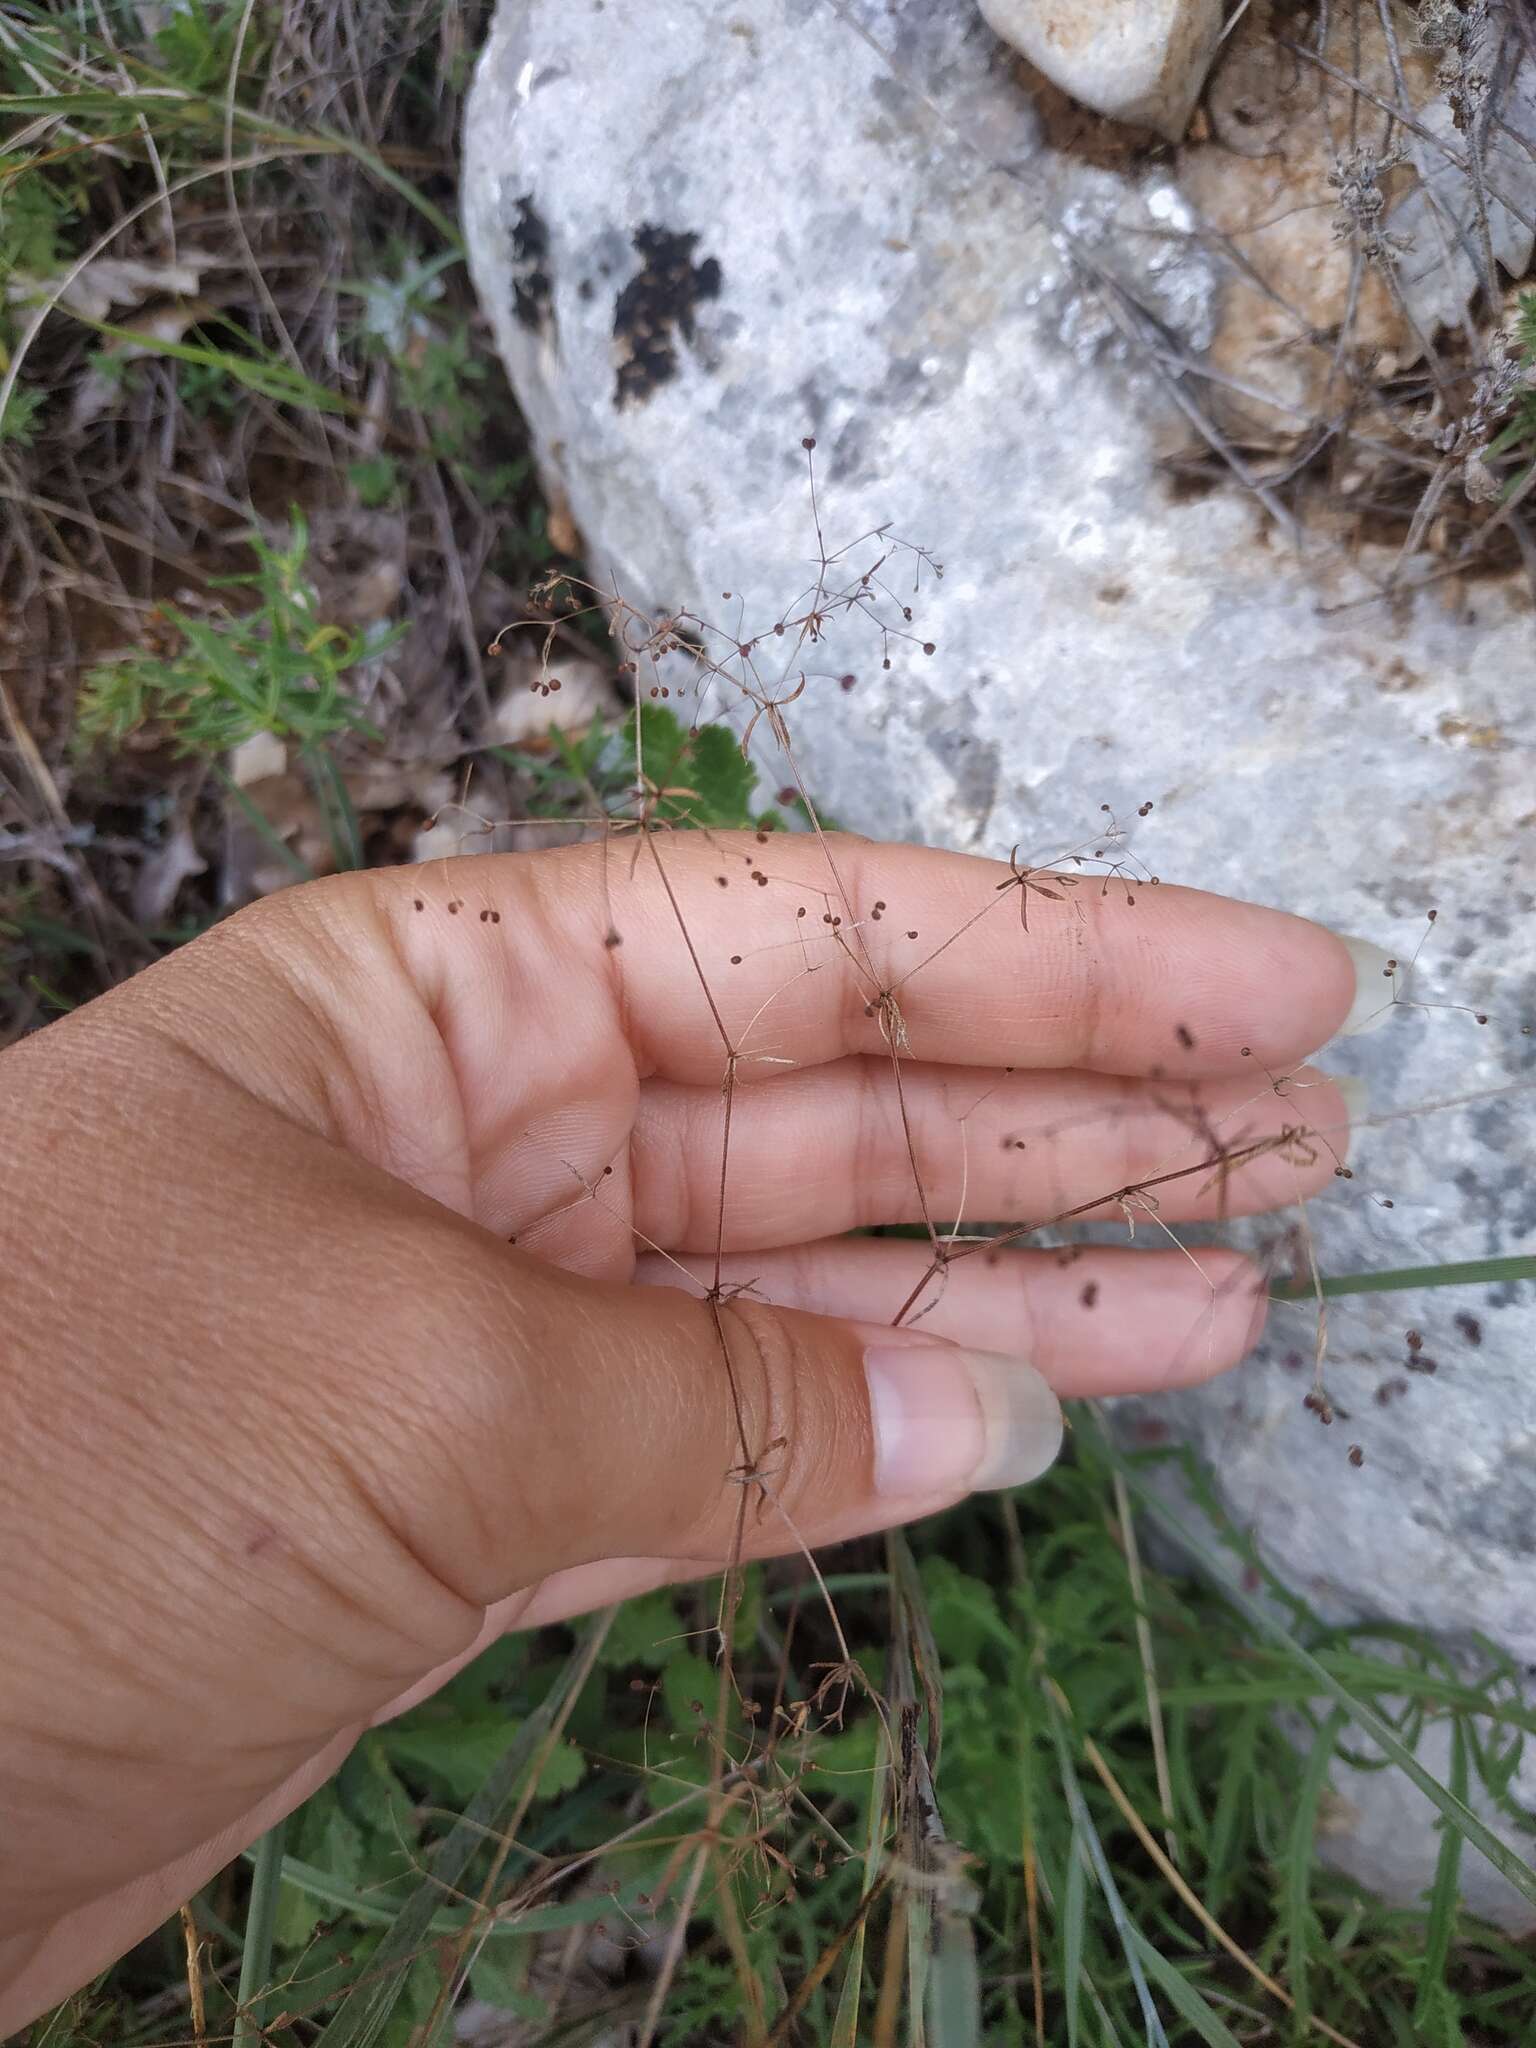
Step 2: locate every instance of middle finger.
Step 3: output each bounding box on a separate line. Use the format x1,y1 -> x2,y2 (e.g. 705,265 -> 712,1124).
630,1058 -> 1355,1253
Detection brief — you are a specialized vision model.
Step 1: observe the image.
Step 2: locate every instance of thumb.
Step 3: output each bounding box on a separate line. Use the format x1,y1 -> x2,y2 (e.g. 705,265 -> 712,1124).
381,1233 -> 1065,1604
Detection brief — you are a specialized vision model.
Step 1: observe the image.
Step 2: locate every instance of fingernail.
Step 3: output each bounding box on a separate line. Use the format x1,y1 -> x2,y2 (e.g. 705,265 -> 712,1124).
865,1345 -> 1063,1498
1334,935 -> 1397,1037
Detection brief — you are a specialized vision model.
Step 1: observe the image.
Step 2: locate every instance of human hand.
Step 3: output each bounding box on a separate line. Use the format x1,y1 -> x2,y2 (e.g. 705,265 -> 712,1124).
0,834 -> 1367,2026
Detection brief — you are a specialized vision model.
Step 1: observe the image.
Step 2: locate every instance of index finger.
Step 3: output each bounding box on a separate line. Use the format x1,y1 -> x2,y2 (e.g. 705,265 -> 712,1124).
498,831 -> 1368,1083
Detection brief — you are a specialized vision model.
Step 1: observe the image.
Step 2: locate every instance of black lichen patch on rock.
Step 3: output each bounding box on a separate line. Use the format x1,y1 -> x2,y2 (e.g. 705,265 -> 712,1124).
510,195 -> 553,332
612,224 -> 722,406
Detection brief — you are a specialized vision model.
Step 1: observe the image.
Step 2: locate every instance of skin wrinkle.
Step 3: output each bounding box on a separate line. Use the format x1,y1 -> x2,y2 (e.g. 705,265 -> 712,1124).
69,1025 -> 486,1667
283,892 -> 447,1180
411,1276 -> 550,1598
851,1052 -> 894,1247
111,1298 -> 468,1711
434,871 -> 618,1230
632,1087 -> 691,1251
225,883 -> 476,1222
711,1294 -> 815,1529
300,1231 -> 542,1609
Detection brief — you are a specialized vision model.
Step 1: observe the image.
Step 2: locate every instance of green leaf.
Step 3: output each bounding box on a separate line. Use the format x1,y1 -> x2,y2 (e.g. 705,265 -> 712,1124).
270,1781 -> 372,1951
626,704 -> 758,828
337,1738 -> 413,1842
597,1589 -> 681,1669
379,1715 -> 521,1805
273,1871 -> 324,1954
469,1949 -> 545,2019
683,720 -> 757,826
313,1612 -> 613,2048
377,1954 -> 450,2048
348,455 -> 400,507
440,1633 -> 526,1711
0,171 -> 78,275
661,1650 -> 722,1737
0,384 -> 44,445
532,1736 -> 586,1801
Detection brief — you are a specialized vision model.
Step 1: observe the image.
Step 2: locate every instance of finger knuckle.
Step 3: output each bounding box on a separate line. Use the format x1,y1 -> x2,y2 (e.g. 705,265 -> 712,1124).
714,1298 -> 855,1525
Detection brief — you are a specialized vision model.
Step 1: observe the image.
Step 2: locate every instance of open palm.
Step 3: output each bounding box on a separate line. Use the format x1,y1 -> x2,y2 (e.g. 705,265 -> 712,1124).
0,833 -> 1364,2028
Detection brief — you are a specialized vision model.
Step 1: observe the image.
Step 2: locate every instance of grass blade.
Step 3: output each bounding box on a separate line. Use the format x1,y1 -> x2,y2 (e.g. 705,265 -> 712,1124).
831,1768 -> 890,2047
302,745 -> 363,872
233,1815 -> 287,2048
1089,1421 -> 1536,1912
1286,1709 -> 1348,2034
214,764 -> 315,883
1076,1725 -> 1365,2048
1270,1255 -> 1535,1301
80,315 -> 356,414
1124,1929 -> 1242,2048
926,1906 -> 980,2048
253,1848 -> 651,1939
313,1609 -> 612,2048
1063,1823 -> 1086,2048
1413,1717 -> 1469,2038
1205,1709 -> 1261,1919
1044,1688 -> 1170,2048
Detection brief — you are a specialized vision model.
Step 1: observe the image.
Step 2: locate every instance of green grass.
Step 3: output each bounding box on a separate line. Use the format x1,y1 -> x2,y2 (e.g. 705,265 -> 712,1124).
75,512 -> 393,757
82,1432 -> 1528,2048
43,1437 -> 1536,2048
1484,292 -> 1536,490
5,5 -> 1536,2045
